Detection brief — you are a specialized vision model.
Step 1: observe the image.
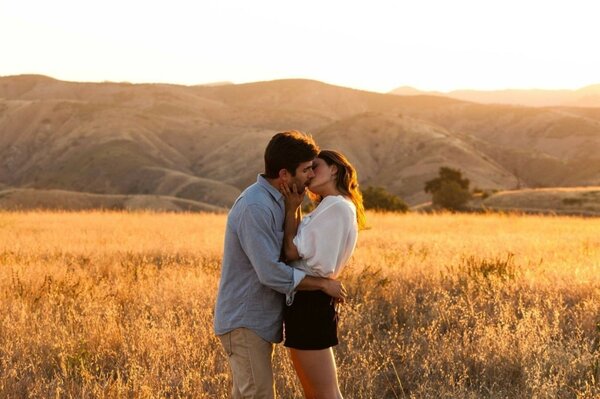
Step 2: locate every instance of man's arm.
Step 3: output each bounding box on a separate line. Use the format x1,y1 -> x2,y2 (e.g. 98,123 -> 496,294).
296,275 -> 347,300
238,203 -> 346,299
236,203 -> 303,295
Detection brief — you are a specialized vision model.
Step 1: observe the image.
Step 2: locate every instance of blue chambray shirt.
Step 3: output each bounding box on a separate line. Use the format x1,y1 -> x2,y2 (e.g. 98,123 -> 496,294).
214,175 -> 306,343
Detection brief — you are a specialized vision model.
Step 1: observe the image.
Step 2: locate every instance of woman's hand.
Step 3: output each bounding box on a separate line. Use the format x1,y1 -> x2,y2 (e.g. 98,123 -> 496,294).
280,183 -> 305,212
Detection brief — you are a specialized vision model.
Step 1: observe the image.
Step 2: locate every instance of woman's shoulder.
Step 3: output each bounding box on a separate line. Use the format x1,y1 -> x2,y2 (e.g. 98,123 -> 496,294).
315,195 -> 355,216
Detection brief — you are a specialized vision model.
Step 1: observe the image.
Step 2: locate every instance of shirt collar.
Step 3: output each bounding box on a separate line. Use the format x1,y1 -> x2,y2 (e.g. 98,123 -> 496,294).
257,174 -> 283,202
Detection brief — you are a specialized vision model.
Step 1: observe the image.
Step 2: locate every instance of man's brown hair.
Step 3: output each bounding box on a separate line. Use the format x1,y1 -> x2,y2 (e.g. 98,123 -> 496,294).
264,131 -> 319,178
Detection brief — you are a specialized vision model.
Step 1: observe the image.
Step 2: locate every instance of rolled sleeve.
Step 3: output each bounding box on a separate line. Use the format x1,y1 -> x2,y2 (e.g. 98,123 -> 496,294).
292,268 -> 307,290
286,268 -> 307,306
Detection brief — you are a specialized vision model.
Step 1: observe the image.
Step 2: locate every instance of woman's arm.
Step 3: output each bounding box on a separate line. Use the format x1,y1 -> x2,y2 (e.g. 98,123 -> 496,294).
280,183 -> 304,261
283,206 -> 301,261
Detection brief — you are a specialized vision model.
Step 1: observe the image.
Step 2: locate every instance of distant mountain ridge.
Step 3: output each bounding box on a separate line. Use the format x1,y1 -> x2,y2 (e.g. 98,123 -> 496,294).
390,84 -> 600,107
1,74 -> 600,210
0,187 -> 225,212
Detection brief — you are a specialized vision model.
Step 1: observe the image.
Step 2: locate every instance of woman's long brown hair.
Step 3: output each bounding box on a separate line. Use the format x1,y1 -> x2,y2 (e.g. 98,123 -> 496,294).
310,150 -> 367,230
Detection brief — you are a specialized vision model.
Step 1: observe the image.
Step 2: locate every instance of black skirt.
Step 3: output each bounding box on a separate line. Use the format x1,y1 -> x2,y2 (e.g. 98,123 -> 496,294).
283,290 -> 338,350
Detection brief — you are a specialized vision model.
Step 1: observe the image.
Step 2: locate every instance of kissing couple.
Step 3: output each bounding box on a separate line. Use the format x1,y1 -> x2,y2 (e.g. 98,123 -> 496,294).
215,130 -> 366,398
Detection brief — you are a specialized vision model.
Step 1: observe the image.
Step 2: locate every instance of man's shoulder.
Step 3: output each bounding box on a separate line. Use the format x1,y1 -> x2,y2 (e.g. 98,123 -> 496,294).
236,183 -> 277,211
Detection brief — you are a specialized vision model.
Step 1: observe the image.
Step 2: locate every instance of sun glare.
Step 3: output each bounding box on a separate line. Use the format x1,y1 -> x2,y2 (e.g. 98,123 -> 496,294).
0,0 -> 599,92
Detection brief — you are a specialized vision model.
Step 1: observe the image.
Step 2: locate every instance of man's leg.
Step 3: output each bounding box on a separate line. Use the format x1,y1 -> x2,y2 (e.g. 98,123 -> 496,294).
219,328 -> 275,399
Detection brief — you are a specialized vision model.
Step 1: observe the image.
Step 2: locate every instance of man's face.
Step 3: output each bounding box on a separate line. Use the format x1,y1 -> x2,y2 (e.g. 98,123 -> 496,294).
289,160 -> 315,193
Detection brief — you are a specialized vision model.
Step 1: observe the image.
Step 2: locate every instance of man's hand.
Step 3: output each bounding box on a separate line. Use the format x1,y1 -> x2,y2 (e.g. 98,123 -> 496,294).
321,279 -> 347,302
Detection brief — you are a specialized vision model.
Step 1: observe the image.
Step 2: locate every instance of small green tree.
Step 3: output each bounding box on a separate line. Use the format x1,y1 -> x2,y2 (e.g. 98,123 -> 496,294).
362,186 -> 408,212
425,167 -> 471,210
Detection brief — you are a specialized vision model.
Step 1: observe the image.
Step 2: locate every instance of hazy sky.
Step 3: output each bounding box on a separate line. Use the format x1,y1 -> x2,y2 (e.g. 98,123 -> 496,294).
1,0 -> 599,92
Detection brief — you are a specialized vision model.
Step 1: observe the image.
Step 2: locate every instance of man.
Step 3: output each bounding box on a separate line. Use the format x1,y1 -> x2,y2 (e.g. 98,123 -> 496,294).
214,131 -> 346,398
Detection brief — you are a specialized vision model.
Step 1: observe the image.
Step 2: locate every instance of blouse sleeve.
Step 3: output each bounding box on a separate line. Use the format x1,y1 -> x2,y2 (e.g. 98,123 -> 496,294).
292,200 -> 355,277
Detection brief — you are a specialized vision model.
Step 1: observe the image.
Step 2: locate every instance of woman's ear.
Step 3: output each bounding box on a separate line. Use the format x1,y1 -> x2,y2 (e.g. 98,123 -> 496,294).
330,164 -> 338,177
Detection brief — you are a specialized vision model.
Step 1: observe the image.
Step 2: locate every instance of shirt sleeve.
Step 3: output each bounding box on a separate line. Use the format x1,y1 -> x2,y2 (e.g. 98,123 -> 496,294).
292,201 -> 354,278
237,203 -> 305,296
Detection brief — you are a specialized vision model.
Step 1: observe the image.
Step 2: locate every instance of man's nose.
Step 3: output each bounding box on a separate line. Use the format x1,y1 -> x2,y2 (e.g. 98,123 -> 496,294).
308,169 -> 315,178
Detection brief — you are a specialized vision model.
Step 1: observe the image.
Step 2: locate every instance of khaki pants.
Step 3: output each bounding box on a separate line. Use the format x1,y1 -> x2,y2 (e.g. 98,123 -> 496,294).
218,328 -> 275,399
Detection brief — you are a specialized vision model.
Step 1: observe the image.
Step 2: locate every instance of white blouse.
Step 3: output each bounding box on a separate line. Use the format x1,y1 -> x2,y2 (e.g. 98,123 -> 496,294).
290,195 -> 358,279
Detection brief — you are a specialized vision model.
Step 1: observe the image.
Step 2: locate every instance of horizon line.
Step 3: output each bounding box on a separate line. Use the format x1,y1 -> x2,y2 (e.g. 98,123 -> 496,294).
1,72 -> 599,94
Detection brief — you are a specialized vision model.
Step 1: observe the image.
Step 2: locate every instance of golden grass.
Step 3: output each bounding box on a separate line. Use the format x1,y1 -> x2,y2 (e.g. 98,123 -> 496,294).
0,210 -> 599,398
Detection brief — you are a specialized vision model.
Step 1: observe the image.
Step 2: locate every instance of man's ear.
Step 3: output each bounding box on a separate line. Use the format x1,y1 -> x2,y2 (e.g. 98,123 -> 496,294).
278,168 -> 290,182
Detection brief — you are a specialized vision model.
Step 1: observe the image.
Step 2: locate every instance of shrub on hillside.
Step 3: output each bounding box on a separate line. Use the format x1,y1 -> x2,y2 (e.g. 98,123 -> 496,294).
425,167 -> 472,210
362,186 -> 408,212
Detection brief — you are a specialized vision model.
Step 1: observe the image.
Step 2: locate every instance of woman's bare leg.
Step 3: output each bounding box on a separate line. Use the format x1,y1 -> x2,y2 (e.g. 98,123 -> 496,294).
289,348 -> 343,399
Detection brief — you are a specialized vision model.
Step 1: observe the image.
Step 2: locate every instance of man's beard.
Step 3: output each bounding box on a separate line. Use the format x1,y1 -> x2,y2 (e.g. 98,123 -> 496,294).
291,178 -> 309,194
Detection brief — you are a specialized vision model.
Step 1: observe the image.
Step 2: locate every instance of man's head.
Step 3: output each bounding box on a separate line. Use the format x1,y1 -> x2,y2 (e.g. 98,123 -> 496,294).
264,130 -> 319,192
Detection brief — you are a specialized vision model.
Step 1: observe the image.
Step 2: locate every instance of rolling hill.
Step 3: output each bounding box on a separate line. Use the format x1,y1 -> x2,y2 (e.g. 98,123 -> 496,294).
1,75 -> 600,210
0,188 -> 225,212
391,85 -> 600,108
479,186 -> 600,216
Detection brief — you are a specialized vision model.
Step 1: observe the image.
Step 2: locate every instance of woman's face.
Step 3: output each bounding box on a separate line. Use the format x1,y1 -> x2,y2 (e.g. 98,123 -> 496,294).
308,157 -> 336,194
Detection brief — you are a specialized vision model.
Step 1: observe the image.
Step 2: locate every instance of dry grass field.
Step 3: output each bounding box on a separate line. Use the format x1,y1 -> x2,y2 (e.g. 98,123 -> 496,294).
0,210 -> 599,398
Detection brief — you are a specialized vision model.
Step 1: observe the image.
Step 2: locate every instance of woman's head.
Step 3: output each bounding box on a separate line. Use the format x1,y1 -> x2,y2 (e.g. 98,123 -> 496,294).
309,150 -> 367,230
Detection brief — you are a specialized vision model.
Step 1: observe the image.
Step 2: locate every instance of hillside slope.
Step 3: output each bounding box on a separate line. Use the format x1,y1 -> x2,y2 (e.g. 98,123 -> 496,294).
2,75 -> 600,208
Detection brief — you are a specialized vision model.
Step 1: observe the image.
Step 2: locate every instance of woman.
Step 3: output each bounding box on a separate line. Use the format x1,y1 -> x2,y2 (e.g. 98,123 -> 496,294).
279,149 -> 366,399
